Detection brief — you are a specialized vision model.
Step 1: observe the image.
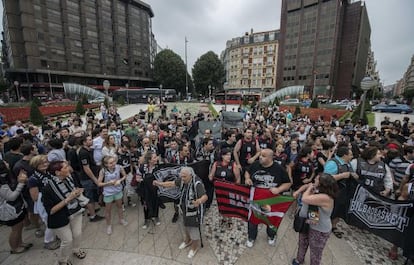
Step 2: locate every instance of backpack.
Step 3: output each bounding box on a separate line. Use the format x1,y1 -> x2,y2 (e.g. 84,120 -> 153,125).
0,197 -> 20,221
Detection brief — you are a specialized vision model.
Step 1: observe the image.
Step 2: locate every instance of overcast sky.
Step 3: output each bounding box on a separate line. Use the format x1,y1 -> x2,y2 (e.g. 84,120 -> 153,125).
1,0 -> 413,86
148,0 -> 414,86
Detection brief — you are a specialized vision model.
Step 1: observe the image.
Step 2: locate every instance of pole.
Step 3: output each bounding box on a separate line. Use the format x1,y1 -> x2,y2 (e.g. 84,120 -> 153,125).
185,37 -> 189,100
359,91 -> 367,119
26,69 -> 31,101
47,65 -> 53,99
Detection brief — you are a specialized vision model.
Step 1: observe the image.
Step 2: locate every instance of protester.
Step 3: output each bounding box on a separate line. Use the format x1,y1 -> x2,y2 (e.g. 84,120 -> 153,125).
292,173 -> 338,265
153,166 -> 208,259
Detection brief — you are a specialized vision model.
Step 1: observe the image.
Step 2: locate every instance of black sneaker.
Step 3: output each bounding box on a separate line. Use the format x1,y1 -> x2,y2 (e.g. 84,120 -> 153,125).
172,212 -> 179,223
89,215 -> 105,222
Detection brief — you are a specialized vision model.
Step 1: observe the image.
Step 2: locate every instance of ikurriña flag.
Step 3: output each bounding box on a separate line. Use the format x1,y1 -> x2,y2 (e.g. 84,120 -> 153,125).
248,187 -> 294,232
214,180 -> 294,229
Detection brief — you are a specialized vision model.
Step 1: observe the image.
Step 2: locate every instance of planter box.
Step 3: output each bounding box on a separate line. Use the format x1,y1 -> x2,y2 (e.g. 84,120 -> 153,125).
279,106 -> 348,121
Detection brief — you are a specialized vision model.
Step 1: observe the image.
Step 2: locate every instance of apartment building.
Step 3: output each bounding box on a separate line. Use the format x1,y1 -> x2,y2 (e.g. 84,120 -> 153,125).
222,29 -> 279,92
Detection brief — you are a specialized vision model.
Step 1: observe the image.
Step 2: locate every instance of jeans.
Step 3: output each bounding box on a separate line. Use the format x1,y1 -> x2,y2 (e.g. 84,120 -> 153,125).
247,221 -> 276,241
53,213 -> 83,263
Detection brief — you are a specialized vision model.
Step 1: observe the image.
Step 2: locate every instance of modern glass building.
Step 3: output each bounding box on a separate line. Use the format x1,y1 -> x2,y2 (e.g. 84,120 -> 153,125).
1,0 -> 156,100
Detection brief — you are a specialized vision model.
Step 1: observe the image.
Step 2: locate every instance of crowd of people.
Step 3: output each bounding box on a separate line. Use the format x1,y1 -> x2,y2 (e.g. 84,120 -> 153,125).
0,99 -> 413,265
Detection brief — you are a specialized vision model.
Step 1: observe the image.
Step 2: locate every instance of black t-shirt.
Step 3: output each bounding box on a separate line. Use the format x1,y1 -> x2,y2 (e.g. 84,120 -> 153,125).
248,161 -> 290,188
78,147 -> 100,181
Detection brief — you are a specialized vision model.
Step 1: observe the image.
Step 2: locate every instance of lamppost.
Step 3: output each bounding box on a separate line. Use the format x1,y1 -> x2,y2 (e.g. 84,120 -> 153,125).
359,76 -> 377,119
103,80 -> 110,97
159,84 -> 163,104
13,81 -> 20,102
208,85 -> 211,100
125,83 -> 129,104
47,65 -> 53,99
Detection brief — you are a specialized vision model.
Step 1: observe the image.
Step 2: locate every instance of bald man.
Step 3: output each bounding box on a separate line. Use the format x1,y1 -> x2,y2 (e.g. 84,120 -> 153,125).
245,148 -> 292,248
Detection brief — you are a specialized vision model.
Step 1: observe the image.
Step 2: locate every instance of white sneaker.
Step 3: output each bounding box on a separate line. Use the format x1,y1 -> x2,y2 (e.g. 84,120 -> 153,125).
119,219 -> 128,226
178,241 -> 192,250
153,217 -> 161,226
142,220 -> 150,229
187,248 -> 198,258
246,239 -> 254,248
268,237 -> 276,245
106,225 -> 112,235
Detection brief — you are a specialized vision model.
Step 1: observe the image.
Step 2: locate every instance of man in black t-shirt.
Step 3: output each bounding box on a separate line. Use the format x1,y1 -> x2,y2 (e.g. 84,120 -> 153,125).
245,148 -> 291,248
78,135 -> 104,222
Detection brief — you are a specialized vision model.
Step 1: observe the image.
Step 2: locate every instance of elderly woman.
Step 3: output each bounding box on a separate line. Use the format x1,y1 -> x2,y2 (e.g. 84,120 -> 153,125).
292,173 -> 338,265
28,155 -> 60,250
0,161 -> 31,254
153,167 -> 208,259
42,161 -> 87,265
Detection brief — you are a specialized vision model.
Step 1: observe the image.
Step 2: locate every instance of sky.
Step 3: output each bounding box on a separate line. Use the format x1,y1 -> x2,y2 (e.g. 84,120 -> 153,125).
1,0 -> 413,86
147,0 -> 414,86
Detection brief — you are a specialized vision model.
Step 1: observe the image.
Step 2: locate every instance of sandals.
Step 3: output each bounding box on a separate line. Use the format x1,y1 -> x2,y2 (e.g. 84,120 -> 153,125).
73,249 -> 87,259
332,228 -> 344,239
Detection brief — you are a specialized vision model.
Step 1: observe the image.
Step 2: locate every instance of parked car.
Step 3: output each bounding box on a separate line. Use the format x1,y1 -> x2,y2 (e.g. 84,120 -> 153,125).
372,103 -> 413,114
331,100 -> 356,109
280,98 -> 300,105
89,97 -> 105,103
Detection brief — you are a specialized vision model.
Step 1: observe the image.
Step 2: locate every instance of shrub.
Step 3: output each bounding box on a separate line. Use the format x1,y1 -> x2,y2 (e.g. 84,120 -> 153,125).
33,97 -> 42,106
117,96 -> 125,105
294,106 -> 301,116
310,98 -> 319,108
81,94 -> 88,105
75,100 -> 85,115
29,101 -> 44,125
103,97 -> 109,109
351,101 -> 371,124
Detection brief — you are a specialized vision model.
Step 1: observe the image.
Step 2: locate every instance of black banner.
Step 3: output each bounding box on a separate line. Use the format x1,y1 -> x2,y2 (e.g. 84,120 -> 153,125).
346,184 -> 414,248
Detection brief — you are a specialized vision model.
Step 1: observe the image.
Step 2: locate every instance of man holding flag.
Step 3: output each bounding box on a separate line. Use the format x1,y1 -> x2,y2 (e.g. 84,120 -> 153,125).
245,148 -> 292,248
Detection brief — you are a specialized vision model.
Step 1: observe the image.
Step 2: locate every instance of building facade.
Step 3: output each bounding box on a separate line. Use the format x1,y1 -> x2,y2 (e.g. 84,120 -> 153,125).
276,0 -> 371,100
402,55 -> 414,93
1,0 -> 156,99
221,29 -> 279,92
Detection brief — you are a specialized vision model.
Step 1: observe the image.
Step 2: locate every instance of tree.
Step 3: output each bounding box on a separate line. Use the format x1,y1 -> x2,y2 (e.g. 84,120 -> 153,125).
33,97 -> 42,106
75,100 -> 85,115
153,49 -> 192,96
29,101 -> 44,125
310,98 -> 319,108
81,94 -> 88,105
192,51 -> 225,96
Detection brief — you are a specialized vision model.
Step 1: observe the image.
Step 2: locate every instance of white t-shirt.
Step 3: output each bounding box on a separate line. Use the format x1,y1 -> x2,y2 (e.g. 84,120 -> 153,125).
92,136 -> 105,166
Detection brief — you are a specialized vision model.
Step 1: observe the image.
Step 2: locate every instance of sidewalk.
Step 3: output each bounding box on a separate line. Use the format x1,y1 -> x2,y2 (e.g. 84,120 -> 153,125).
0,200 -> 366,265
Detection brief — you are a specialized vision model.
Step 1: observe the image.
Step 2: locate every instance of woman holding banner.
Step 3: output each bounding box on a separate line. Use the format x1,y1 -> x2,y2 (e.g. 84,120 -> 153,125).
209,148 -> 240,228
292,173 -> 338,265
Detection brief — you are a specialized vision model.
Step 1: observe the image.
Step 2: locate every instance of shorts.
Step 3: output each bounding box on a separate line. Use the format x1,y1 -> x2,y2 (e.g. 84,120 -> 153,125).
80,179 -> 99,203
0,208 -> 27,227
103,191 -> 123,203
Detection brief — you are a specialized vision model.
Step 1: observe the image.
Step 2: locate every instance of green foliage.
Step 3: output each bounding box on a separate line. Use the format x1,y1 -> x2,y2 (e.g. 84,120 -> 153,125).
29,101 -> 44,125
153,49 -> 192,96
272,97 -> 280,106
242,96 -> 249,106
192,51 -> 225,96
75,100 -> 85,115
251,96 -> 257,108
81,94 -> 88,105
0,79 -> 8,93
33,97 -> 42,106
403,89 -> 414,99
103,97 -> 109,109
294,106 -> 301,116
351,101 -> 371,124
117,96 -> 125,105
310,98 -> 319,108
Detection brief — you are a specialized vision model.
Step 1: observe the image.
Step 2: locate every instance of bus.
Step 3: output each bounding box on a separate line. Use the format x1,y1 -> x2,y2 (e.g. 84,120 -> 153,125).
215,92 -> 260,105
112,88 -> 177,103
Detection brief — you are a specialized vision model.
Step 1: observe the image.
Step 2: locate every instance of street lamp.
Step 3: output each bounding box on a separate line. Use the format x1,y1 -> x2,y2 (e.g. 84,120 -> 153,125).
359,76 -> 377,119
208,85 -> 211,100
13,81 -> 20,102
47,65 -> 53,99
125,83 -> 129,103
160,84 -> 163,104
103,80 -> 110,97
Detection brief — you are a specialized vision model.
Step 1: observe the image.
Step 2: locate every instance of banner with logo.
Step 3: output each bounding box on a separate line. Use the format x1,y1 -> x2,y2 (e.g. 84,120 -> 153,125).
221,111 -> 244,129
347,184 -> 414,248
154,160 -> 211,201
198,120 -> 222,140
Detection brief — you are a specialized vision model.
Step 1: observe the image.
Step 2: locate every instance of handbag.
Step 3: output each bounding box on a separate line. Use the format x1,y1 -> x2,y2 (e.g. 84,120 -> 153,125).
293,207 -> 309,233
